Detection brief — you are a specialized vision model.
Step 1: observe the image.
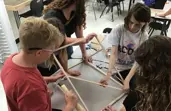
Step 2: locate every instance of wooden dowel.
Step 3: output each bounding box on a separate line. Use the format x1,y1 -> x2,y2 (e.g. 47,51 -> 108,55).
53,54 -> 89,111
113,66 -> 124,82
68,49 -> 102,69
88,63 -> 123,87
55,38 -> 85,52
95,36 -> 107,54
91,59 -> 124,83
68,76 -> 122,91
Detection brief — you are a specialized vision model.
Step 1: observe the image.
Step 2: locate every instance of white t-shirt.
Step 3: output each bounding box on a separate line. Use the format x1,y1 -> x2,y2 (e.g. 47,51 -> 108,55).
108,24 -> 148,66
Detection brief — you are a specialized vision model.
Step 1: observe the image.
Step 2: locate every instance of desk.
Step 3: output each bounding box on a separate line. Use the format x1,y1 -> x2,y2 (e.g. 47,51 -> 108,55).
149,8 -> 171,36
151,8 -> 171,20
5,0 -> 31,28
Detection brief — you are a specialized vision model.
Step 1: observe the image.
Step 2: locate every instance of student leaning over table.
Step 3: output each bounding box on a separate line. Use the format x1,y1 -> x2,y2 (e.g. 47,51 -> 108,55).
39,0 -> 97,77
100,3 -> 151,90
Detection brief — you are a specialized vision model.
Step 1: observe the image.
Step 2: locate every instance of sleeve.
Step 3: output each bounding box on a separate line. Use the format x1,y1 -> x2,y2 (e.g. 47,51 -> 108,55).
140,31 -> 148,44
18,90 -> 51,111
123,91 -> 139,111
108,25 -> 122,46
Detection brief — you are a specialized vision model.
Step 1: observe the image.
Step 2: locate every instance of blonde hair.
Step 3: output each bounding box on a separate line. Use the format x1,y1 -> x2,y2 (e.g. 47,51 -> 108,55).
19,17 -> 64,52
19,17 -> 66,68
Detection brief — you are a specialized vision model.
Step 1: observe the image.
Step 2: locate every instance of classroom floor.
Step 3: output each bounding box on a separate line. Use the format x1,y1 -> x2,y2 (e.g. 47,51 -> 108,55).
3,0 -> 171,110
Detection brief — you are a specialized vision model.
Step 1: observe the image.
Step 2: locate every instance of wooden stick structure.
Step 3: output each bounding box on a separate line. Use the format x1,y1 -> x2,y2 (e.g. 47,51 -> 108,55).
68,76 -> 122,91
95,36 -> 108,54
52,35 -> 126,110
87,63 -> 123,87
92,59 -> 124,83
55,38 -> 85,52
113,66 -> 124,82
57,84 -> 86,111
53,54 -> 89,111
68,49 -> 102,69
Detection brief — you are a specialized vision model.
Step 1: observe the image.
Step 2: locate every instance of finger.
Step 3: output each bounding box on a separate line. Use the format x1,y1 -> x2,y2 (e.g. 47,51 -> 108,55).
88,57 -> 93,63
58,74 -> 65,78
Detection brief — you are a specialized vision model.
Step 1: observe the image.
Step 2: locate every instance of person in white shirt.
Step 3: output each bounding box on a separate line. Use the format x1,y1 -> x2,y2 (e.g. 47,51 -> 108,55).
100,3 -> 151,90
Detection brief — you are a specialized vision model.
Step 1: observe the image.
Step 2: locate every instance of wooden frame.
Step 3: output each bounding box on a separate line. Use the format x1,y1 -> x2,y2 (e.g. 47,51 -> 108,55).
53,36 -> 126,110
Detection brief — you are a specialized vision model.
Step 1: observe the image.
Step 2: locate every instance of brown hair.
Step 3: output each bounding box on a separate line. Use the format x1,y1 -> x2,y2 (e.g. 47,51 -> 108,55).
44,0 -> 86,28
124,3 -> 151,32
134,35 -> 171,111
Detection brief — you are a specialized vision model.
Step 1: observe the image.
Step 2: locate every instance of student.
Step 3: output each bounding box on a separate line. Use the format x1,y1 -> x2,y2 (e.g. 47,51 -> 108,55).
38,17 -> 96,77
104,35 -> 171,111
0,17 -> 77,111
100,3 -> 151,90
43,0 -> 92,62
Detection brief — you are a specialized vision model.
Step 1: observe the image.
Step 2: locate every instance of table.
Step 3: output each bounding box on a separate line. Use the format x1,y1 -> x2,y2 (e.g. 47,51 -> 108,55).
5,0 -> 31,28
151,8 -> 171,20
150,8 -> 171,36
49,36 -> 126,110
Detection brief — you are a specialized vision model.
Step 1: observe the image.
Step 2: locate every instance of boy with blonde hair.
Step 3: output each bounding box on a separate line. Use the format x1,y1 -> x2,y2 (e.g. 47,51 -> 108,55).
1,17 -> 77,111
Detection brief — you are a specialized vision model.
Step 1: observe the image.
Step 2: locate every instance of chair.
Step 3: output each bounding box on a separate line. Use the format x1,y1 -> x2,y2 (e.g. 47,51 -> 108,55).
148,18 -> 171,37
100,0 -> 121,22
85,0 -> 103,20
118,0 -> 124,12
148,0 -> 168,37
20,0 -> 44,18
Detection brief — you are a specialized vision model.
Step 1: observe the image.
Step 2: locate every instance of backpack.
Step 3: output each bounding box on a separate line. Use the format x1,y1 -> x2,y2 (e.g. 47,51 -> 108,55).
143,0 -> 155,6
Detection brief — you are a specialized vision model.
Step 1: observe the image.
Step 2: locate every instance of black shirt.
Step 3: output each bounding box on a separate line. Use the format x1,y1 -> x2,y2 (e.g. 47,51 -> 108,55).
123,91 -> 140,111
44,9 -> 77,58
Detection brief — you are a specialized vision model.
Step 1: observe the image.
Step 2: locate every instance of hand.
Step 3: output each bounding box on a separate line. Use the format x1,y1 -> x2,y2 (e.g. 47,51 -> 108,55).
157,13 -> 166,17
65,90 -> 78,109
99,76 -> 110,87
84,33 -> 97,43
102,106 -> 116,111
68,69 -> 81,76
123,79 -> 130,90
83,55 -> 93,64
46,72 -> 65,83
54,72 -> 65,80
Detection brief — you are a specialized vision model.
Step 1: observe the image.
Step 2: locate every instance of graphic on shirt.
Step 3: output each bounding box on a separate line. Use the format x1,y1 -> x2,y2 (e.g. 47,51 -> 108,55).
118,41 -> 135,65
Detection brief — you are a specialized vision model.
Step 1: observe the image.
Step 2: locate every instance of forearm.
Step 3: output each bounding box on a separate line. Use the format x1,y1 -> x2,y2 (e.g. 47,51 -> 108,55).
125,62 -> 138,81
75,26 -> 87,56
43,76 -> 56,83
107,54 -> 116,77
164,8 -> 171,16
107,46 -> 117,77
63,105 -> 74,111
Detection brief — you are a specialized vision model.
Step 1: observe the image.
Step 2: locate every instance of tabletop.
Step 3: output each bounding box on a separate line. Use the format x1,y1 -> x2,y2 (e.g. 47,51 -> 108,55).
5,0 -> 31,11
151,8 -> 171,20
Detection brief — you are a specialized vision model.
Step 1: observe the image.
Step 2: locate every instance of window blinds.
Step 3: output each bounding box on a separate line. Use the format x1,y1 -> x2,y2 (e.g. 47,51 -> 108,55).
0,0 -> 18,63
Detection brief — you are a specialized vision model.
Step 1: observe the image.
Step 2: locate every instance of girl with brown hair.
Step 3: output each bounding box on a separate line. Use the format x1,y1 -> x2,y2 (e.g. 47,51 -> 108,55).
100,3 -> 151,90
